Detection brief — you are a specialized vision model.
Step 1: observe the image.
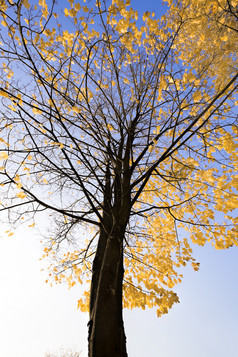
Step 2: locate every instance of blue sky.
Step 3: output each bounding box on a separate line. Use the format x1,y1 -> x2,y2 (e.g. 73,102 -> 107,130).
0,0 -> 237,356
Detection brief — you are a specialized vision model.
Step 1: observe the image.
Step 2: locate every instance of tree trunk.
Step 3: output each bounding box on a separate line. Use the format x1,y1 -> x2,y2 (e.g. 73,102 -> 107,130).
88,224 -> 128,357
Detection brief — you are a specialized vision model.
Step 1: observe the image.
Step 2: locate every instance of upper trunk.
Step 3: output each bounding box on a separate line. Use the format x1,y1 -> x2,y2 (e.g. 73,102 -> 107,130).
88,157 -> 131,356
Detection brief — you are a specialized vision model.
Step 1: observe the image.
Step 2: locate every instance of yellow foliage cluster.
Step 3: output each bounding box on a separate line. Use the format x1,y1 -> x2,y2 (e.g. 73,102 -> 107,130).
0,0 -> 237,317
167,0 -> 238,89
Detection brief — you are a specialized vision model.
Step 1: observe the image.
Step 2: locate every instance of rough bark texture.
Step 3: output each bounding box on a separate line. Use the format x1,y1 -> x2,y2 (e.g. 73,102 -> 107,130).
88,163 -> 129,357
88,227 -> 128,357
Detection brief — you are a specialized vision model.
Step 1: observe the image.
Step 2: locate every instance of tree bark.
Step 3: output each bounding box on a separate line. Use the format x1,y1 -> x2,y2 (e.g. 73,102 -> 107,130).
88,158 -> 130,356
88,225 -> 128,357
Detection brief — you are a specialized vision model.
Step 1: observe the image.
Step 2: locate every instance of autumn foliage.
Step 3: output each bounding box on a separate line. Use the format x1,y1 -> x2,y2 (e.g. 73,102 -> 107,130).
0,0 -> 237,355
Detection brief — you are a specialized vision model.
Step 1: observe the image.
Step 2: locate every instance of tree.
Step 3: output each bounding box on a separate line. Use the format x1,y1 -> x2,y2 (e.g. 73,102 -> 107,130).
0,0 -> 237,356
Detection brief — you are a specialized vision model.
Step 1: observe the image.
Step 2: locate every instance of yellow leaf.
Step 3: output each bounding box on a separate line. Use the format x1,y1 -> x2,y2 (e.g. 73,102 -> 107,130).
69,8 -> 77,17
72,106 -> 81,113
193,91 -> 202,102
32,106 -> 42,115
220,35 -> 228,42
22,0 -> 30,9
16,93 -> 23,105
14,174 -> 20,182
16,191 -> 27,199
0,152 -> 9,160
75,3 -> 81,11
0,90 -> 9,98
39,0 -> 46,7
7,70 -> 14,79
8,104 -> 17,112
1,20 -> 7,27
186,72 -> 196,83
83,5 -> 89,12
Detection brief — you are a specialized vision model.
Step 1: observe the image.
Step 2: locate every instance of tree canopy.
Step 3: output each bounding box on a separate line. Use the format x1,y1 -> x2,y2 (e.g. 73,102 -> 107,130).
0,1 -> 237,353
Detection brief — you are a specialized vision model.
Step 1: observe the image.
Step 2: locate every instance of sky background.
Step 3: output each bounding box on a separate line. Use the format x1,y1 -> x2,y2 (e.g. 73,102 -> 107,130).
0,225 -> 238,357
0,0 -> 238,356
